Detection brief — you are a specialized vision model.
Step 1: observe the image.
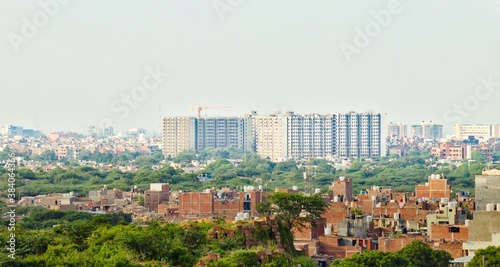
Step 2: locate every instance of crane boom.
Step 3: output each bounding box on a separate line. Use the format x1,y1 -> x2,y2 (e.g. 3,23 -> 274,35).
190,105 -> 237,118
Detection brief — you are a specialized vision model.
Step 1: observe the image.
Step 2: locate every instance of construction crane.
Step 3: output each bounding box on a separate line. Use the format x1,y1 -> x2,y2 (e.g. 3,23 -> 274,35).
190,105 -> 237,118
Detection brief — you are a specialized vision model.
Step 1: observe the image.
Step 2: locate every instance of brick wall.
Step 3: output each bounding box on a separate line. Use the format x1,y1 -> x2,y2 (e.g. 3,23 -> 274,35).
431,224 -> 468,242
178,192 -> 214,217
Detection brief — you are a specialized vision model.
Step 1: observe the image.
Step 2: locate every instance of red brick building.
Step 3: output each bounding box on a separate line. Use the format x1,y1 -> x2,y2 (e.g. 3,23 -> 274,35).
415,175 -> 451,200
431,142 -> 467,160
329,177 -> 353,202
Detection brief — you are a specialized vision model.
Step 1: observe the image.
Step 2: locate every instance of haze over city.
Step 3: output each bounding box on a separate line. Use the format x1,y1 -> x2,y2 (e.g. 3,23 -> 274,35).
1,0 -> 500,134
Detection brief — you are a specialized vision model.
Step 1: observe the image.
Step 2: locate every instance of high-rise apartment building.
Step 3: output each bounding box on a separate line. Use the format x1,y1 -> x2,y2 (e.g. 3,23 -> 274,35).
454,124 -> 500,140
252,112 -> 337,161
162,117 -> 196,157
386,122 -> 407,139
337,112 -> 381,158
253,114 -> 286,161
411,122 -> 443,139
163,111 -> 381,160
162,113 -> 255,158
285,112 -> 336,159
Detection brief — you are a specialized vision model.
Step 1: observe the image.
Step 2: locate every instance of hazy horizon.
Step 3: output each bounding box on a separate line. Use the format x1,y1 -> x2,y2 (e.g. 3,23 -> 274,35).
2,0 -> 500,135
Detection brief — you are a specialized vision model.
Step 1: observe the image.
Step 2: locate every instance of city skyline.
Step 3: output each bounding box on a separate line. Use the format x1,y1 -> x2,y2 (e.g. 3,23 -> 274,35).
2,1 -> 500,134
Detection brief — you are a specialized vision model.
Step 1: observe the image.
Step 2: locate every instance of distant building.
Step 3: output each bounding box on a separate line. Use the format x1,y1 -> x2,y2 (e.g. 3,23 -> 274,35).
163,111 -> 382,160
162,114 -> 255,158
454,123 -> 500,140
411,122 -> 443,140
337,112 -> 381,158
89,185 -> 123,210
253,113 -> 286,161
162,117 -> 196,157
1,125 -> 40,137
431,141 -> 468,160
386,122 -> 407,139
127,128 -> 147,138
253,112 -> 337,161
144,183 -> 170,213
57,146 -> 81,160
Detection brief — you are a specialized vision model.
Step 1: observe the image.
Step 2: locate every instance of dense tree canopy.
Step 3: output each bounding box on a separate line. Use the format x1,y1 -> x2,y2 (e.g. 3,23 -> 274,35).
468,246 -> 500,267
330,240 -> 451,267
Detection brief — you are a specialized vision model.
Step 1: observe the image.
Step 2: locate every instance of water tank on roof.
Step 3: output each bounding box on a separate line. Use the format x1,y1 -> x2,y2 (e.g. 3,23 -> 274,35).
441,198 -> 449,204
394,213 -> 400,220
339,176 -> 345,181
333,196 -> 339,202
293,186 -> 298,191
371,196 -> 377,201
436,174 -> 441,179
431,174 -> 436,179
243,213 -> 250,220
315,188 -> 321,194
324,227 -> 332,235
465,219 -> 470,226
448,202 -> 456,209
487,203 -> 494,211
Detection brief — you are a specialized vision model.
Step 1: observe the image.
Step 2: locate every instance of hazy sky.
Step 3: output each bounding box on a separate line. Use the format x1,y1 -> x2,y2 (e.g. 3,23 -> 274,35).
1,0 -> 500,135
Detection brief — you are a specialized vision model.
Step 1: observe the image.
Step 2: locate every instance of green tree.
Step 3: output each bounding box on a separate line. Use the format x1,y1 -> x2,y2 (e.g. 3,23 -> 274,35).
257,192 -> 328,254
330,250 -> 386,267
471,150 -> 486,163
493,151 -> 500,162
397,240 -> 451,267
468,246 -> 500,267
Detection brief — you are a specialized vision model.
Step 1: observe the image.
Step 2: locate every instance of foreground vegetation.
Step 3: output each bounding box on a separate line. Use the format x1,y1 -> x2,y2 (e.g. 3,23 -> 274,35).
0,195 -> 320,267
330,240 -> 452,267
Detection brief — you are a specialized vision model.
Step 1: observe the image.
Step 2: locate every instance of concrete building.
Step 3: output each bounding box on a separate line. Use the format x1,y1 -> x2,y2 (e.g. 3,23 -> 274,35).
162,117 -> 196,157
454,123 -> 500,140
337,112 -> 381,158
426,200 -> 458,238
474,169 -> 500,210
466,211 -> 500,256
1,125 -> 40,137
57,146 -> 81,160
464,232 -> 500,257
253,113 -> 287,161
162,114 -> 255,158
285,112 -> 337,159
196,117 -> 248,151
144,183 -> 170,213
163,111 -> 382,161
431,142 -> 468,160
89,185 -> 124,210
386,122 -> 407,139
411,122 -> 443,140
254,112 -> 337,161
415,174 -> 451,200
